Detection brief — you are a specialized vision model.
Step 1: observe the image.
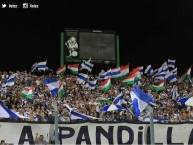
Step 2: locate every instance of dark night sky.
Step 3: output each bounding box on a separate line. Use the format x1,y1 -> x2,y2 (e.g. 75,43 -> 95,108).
1,1 -> 193,75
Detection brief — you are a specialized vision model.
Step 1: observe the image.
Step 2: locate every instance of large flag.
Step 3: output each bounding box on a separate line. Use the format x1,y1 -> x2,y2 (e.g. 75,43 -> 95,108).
100,77 -> 111,92
76,73 -> 88,84
21,87 -> 33,99
67,64 -> 79,74
80,60 -> 94,72
178,66 -> 192,83
150,80 -> 165,91
37,61 -> 47,71
120,64 -> 129,78
0,104 -> 27,119
58,83 -> 65,98
168,59 -> 175,68
31,62 -> 37,72
130,85 -> 154,116
43,78 -> 59,97
56,65 -> 66,75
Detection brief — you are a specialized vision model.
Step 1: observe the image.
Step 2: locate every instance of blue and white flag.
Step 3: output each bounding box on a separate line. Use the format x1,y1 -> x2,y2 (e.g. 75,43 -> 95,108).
6,73 -> 17,86
65,104 -> 99,120
31,62 -> 37,72
130,85 -> 154,116
165,68 -> 177,83
76,73 -> 88,84
144,65 -> 153,76
153,71 -> 166,80
168,59 -> 175,68
99,69 -> 111,80
101,104 -> 125,112
43,78 -> 59,97
158,61 -> 167,72
38,61 -> 47,71
162,65 -> 170,74
113,92 -> 126,105
178,97 -> 193,106
80,60 -> 94,72
111,67 -> 121,79
0,104 -> 27,118
85,79 -> 97,90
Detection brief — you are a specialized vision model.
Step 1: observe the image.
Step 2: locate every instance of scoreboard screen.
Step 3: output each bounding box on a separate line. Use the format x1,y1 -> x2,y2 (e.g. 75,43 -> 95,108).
64,29 -> 116,63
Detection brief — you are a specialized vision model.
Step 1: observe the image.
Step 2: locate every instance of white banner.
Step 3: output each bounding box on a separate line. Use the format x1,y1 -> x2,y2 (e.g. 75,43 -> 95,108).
0,122 -> 193,145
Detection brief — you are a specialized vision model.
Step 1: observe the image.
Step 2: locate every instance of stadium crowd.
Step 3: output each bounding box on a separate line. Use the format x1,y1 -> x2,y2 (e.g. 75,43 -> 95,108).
0,62 -> 193,123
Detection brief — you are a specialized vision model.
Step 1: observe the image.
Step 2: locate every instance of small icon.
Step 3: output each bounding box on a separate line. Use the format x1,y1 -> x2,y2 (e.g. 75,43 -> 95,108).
23,3 -> 28,8
1,4 -> 6,8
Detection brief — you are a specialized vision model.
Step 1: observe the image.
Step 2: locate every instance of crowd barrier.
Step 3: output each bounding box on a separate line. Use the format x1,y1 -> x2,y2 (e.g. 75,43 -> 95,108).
0,121 -> 193,145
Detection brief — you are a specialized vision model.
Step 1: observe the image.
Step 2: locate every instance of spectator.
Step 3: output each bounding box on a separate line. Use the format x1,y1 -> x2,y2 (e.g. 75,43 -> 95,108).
34,133 -> 47,145
0,140 -> 7,145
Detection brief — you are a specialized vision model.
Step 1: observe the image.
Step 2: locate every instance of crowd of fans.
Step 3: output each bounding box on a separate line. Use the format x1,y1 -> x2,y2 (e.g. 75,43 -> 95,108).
0,68 -> 193,123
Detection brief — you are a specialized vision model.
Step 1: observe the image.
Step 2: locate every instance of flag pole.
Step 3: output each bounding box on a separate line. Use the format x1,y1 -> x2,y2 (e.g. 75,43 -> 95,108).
148,106 -> 155,145
53,103 -> 59,144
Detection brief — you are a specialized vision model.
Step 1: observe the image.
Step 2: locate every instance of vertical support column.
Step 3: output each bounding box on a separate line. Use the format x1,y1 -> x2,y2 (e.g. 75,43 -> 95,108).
53,103 -> 59,144
116,35 -> 120,67
60,32 -> 64,66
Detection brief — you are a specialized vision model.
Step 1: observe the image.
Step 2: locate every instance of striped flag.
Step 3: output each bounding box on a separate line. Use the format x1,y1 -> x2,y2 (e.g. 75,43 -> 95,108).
130,85 -> 154,116
122,73 -> 135,86
68,64 -> 79,74
153,71 -> 166,80
58,83 -> 65,98
76,73 -> 88,84
100,78 -> 111,92
150,80 -> 165,91
158,61 -> 167,73
6,73 -> 17,86
120,64 -> 129,78
144,65 -> 153,76
37,61 -> 47,71
31,62 -> 37,72
21,87 -> 33,99
113,92 -> 126,105
85,79 -> 97,90
99,69 -> 111,80
178,66 -> 192,83
80,60 -> 94,72
111,67 -> 121,80
65,104 -> 99,120
168,59 -> 175,68
43,78 -> 59,97
165,68 -> 177,83
56,65 -> 66,74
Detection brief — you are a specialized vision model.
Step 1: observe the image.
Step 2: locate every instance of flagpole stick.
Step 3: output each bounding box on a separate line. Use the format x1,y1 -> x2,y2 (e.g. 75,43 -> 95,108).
53,103 -> 59,144
148,106 -> 155,145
